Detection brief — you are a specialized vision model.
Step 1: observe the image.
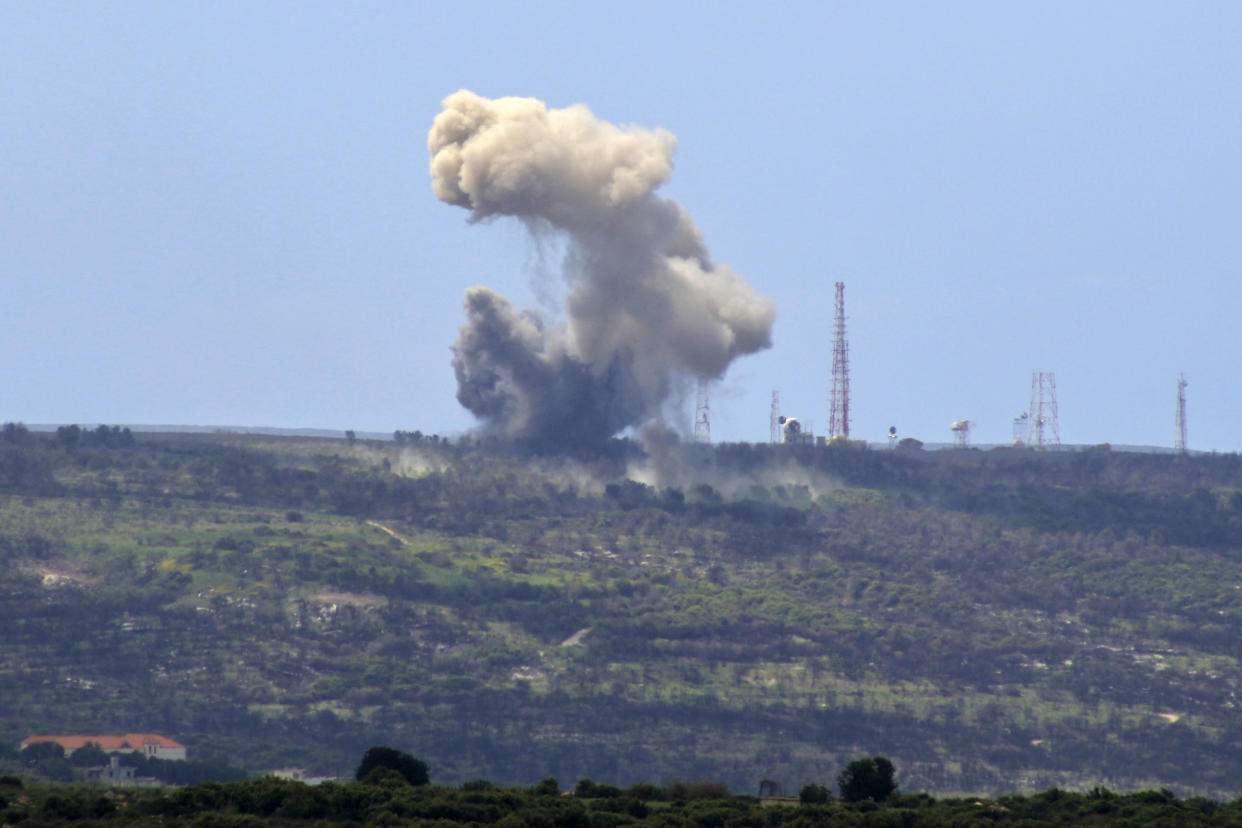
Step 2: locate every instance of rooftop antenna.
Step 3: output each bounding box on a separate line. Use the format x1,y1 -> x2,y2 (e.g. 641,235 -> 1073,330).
950,420 -> 972,448
769,390 -> 781,445
1027,371 -> 1060,448
828,282 -> 850,439
694,378 -> 711,444
1175,372 -> 1188,453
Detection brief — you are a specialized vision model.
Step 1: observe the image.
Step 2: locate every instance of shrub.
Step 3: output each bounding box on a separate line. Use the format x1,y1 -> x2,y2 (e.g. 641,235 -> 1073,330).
576,778 -> 623,799
624,782 -> 662,801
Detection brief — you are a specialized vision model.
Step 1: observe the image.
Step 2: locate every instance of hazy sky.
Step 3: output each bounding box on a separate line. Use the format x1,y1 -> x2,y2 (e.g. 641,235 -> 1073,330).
3,2 -> 1239,450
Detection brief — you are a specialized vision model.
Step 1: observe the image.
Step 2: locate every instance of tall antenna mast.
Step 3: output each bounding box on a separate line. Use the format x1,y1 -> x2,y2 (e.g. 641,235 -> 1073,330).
769,390 -> 781,445
1026,371 -> 1060,448
1175,372 -> 1188,453
828,282 -> 850,439
694,378 -> 711,444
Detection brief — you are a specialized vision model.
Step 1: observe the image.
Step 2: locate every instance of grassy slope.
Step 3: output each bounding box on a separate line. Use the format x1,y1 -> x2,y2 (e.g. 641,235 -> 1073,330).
2,433 -> 1242,796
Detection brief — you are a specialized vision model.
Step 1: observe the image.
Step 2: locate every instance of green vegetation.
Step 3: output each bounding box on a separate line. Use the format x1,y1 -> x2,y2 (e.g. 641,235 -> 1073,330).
800,783 -> 830,804
3,773 -> 1242,827
837,756 -> 897,803
13,742 -> 246,787
2,427 -> 1242,796
356,747 -> 429,786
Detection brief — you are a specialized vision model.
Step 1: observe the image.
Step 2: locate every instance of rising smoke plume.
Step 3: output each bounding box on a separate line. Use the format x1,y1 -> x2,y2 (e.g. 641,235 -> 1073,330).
429,90 -> 775,449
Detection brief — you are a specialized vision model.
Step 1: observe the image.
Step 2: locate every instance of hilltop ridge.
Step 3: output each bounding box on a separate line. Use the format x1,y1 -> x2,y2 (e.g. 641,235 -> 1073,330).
1,428 -> 1241,795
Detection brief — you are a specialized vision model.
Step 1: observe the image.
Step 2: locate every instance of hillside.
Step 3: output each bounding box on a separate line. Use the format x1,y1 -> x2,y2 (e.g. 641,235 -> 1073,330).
2,425 -> 1242,796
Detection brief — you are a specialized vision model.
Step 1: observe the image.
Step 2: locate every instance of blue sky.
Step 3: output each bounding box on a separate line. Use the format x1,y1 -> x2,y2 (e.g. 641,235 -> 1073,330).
2,2 -> 1239,449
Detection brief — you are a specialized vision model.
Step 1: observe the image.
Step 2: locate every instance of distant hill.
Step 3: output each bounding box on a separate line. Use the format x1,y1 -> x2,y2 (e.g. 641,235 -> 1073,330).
18,424 -> 1197,454
21,423 -> 396,440
2,426 -> 1241,796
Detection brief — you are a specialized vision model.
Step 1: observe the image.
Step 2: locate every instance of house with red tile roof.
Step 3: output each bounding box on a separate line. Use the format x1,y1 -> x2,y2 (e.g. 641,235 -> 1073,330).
20,733 -> 187,761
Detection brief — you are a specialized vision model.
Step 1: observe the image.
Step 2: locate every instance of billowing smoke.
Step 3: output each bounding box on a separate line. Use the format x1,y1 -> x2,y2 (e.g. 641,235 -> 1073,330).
429,90 -> 775,449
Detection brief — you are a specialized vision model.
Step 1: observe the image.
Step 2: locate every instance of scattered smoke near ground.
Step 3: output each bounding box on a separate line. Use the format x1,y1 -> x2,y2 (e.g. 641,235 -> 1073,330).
357,437 -> 839,508
429,90 -> 775,450
625,441 -> 844,503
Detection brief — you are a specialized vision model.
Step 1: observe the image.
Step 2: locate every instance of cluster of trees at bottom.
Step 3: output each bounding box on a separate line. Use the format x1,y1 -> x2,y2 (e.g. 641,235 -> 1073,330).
4,747 -> 1242,826
798,755 -> 898,804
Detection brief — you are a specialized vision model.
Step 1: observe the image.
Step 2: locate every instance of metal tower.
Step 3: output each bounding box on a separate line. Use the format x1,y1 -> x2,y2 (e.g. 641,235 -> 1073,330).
951,420 -> 972,448
1026,372 -> 1060,448
694,378 -> 711,444
828,282 -> 850,439
1175,372 -> 1188,453
769,390 -> 781,445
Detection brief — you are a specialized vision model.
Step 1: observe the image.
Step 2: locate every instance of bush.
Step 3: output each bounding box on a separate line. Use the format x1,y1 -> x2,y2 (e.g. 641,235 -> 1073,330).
624,782 -> 662,801
590,796 -> 649,818
361,766 -> 412,787
663,780 -> 731,800
576,778 -> 623,799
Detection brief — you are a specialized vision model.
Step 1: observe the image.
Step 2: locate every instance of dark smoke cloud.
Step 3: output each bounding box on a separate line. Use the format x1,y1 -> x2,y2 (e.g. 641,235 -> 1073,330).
453,287 -> 648,447
429,90 -> 775,448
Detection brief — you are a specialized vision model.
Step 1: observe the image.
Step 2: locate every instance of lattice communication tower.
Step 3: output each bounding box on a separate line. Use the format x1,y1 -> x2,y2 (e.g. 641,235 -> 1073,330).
828,282 -> 850,439
769,390 -> 781,445
1026,371 -> 1060,448
694,378 -> 711,444
1175,373 -> 1188,453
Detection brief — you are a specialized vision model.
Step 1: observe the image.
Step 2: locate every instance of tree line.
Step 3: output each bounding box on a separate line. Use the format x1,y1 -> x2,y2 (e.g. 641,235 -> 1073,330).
2,747 -> 1239,827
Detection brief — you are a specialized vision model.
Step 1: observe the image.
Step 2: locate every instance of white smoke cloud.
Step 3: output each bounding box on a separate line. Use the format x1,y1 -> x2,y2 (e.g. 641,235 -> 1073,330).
429,90 -> 775,449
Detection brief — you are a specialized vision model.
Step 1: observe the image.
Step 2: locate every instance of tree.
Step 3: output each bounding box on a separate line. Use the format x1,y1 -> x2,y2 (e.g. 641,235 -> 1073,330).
21,741 -> 65,764
69,743 -> 110,767
800,783 -> 830,804
837,756 -> 897,803
21,742 -> 72,782
1,422 -> 30,445
354,746 -> 428,786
